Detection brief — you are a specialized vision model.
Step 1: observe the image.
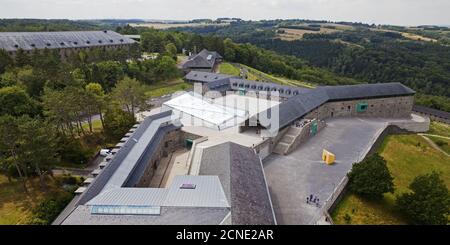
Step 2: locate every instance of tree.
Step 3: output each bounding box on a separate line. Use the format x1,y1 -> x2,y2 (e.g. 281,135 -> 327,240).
396,172 -> 450,225
0,86 -> 39,117
0,49 -> 14,74
30,191 -> 73,225
95,61 -> 125,91
155,55 -> 179,81
14,49 -> 31,67
85,83 -> 106,130
0,115 -> 28,192
165,43 -> 178,61
103,105 -> 136,141
16,117 -> 58,191
111,77 -> 149,117
347,153 -> 394,199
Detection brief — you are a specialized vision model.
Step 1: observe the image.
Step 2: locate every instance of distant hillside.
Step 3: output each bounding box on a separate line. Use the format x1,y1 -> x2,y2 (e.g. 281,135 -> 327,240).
171,20 -> 450,112
0,19 -> 106,32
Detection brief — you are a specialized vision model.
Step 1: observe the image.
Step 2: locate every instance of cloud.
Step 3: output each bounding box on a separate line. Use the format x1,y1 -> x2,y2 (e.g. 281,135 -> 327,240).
0,0 -> 449,26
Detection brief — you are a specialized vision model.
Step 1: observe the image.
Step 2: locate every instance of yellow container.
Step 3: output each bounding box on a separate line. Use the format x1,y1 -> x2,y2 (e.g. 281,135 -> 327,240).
322,149 -> 335,165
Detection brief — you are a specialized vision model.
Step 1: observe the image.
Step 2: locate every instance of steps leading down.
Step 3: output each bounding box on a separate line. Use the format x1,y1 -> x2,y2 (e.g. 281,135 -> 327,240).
273,126 -> 302,155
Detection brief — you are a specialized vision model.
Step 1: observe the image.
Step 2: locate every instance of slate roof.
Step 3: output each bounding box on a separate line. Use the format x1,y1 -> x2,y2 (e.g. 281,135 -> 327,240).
185,71 -> 312,98
261,82 -> 416,129
185,71 -> 235,83
413,105 -> 450,120
182,49 -> 222,69
0,31 -> 136,52
322,82 -> 415,101
75,110 -> 175,206
199,142 -> 276,225
230,77 -> 311,98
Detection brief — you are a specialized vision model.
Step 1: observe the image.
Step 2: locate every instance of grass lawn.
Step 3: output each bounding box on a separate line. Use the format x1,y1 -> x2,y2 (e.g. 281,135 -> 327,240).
331,134 -> 450,224
219,62 -> 240,76
0,175 -> 68,224
145,82 -> 192,98
427,136 -> 450,155
240,64 -> 316,89
428,121 -> 450,138
81,118 -> 103,132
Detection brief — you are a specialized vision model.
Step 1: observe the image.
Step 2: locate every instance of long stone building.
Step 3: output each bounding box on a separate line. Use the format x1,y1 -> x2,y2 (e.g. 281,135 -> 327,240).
0,30 -> 137,58
55,68 -> 428,225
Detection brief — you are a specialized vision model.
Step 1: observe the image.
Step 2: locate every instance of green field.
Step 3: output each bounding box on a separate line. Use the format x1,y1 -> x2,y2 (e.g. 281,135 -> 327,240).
239,64 -> 316,89
81,118 -> 103,132
218,62 -> 240,76
427,136 -> 450,155
428,121 -> 450,137
0,175 -> 67,224
331,129 -> 450,224
144,79 -> 192,98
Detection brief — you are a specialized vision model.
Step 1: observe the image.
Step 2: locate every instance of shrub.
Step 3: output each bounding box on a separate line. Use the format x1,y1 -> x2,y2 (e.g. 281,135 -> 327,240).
29,191 -> 73,225
396,172 -> 450,225
347,154 -> 394,199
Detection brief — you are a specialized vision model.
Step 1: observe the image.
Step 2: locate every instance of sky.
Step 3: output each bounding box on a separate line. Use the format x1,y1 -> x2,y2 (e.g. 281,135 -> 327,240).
0,0 -> 449,26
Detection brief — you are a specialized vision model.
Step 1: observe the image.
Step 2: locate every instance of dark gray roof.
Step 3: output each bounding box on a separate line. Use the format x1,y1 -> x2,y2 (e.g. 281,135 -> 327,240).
199,142 -> 276,225
262,82 -> 415,129
123,123 -> 180,187
67,110 -> 174,207
0,31 -> 136,52
230,78 -> 311,98
185,71 -> 235,83
322,82 -> 415,101
182,49 -> 222,69
413,105 -> 450,120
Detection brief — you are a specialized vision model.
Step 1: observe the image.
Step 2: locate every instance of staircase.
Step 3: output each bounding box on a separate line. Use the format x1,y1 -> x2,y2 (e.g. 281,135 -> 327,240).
273,126 -> 302,155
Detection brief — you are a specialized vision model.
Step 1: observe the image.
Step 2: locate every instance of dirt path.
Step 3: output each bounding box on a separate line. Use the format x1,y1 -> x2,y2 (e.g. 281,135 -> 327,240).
420,135 -> 450,157
418,133 -> 450,140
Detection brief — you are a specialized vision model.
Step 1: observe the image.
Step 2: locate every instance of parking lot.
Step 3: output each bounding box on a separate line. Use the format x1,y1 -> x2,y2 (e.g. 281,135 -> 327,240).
263,117 -> 389,224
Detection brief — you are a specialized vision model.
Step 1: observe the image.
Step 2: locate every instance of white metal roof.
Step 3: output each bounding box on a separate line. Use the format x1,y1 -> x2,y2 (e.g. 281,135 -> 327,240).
163,93 -> 247,130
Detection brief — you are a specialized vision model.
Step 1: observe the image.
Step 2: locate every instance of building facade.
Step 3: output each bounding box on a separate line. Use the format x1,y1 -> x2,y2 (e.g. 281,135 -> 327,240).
0,30 -> 137,59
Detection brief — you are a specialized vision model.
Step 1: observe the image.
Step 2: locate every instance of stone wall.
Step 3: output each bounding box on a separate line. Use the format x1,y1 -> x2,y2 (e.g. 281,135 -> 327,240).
285,119 -> 326,155
136,128 -> 184,187
305,95 -> 414,120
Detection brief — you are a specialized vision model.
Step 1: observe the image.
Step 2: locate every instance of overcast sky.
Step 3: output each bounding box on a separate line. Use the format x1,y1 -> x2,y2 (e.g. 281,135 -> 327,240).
0,0 -> 449,26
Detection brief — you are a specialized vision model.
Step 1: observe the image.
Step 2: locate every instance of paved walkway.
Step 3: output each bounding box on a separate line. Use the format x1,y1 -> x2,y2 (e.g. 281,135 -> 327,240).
419,135 -> 450,157
418,133 -> 450,140
263,117 -> 389,224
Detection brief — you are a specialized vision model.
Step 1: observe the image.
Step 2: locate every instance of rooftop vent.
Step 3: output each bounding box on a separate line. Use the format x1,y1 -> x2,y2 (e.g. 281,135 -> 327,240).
180,183 -> 196,189
86,40 -> 91,44
60,42 -> 65,46
46,43 -> 51,47
109,39 -> 114,43
30,44 -> 36,47
98,40 -> 102,43
14,44 -> 19,48
73,41 -> 78,45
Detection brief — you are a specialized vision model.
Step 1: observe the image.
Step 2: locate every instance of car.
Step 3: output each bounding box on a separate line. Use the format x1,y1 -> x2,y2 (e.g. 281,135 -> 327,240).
99,149 -> 111,157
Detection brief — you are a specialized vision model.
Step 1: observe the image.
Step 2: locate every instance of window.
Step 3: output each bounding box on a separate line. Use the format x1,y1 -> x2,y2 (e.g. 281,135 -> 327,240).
180,183 -> 196,189
90,205 -> 161,215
